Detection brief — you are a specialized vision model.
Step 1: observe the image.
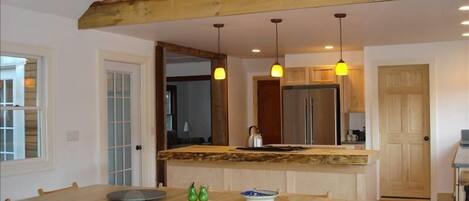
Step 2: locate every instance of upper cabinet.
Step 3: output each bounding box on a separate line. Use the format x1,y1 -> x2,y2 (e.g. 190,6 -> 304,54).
282,67 -> 310,85
282,66 -> 336,85
343,68 -> 365,113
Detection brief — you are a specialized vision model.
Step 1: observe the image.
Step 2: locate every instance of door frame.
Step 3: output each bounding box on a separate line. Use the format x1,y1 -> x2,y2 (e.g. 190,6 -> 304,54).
155,42 -> 229,185
97,50 -> 155,187
366,58 -> 437,200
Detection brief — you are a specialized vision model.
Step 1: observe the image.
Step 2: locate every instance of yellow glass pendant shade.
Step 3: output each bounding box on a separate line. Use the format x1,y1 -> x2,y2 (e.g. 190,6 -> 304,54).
214,67 -> 226,80
335,60 -> 348,76
270,63 -> 284,78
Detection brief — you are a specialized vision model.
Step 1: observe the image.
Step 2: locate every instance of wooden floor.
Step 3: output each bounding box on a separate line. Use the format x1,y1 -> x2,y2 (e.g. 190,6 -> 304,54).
380,198 -> 430,201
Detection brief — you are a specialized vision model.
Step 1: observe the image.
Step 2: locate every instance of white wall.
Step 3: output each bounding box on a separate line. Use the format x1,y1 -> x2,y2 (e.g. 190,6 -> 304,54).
243,58 -> 284,127
285,51 -> 364,67
364,41 -> 469,198
166,61 -> 211,77
227,56 -> 247,146
0,5 -> 155,200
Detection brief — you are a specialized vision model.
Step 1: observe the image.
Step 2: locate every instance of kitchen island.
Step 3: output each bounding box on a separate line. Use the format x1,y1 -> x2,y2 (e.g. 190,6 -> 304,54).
158,145 -> 378,201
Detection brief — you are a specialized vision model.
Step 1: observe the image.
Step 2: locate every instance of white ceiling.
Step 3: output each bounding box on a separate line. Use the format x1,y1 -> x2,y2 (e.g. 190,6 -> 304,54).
2,0 -> 469,58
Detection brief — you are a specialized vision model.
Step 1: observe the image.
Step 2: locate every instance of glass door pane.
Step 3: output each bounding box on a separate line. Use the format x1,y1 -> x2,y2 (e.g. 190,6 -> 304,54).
107,71 -> 133,186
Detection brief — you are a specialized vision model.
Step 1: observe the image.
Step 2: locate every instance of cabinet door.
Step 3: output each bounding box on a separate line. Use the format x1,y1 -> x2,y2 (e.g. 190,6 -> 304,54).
344,69 -> 365,112
309,68 -> 337,83
282,67 -> 310,85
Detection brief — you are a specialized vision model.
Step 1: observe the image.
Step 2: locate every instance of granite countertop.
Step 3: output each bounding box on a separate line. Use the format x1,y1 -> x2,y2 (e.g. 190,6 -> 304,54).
454,145 -> 469,168
157,145 -> 377,166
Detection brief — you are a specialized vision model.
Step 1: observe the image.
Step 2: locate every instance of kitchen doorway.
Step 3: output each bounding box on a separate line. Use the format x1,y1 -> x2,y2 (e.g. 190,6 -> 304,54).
155,42 -> 228,186
378,64 -> 431,199
255,78 -> 281,144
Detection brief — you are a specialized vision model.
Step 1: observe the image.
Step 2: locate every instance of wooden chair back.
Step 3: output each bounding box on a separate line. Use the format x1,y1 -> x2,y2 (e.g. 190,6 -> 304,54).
37,182 -> 79,196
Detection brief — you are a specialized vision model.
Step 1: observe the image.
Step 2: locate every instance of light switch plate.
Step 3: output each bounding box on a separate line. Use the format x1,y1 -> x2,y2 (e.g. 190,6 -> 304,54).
66,130 -> 79,142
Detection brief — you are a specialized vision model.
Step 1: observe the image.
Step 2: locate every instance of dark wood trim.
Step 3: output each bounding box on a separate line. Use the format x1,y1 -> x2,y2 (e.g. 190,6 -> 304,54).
167,75 -> 211,82
157,41 -> 225,59
155,45 -> 167,186
155,42 -> 229,186
210,57 -> 229,145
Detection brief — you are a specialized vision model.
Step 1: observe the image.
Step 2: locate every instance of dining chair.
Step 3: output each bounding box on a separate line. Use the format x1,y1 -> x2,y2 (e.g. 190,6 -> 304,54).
37,182 -> 79,196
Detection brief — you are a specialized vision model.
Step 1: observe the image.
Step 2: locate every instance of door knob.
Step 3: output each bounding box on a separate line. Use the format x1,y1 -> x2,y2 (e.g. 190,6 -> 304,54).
136,145 -> 142,150
424,136 -> 430,141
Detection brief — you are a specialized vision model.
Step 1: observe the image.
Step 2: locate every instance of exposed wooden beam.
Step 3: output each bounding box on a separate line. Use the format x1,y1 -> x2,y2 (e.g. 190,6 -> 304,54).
79,0 -> 394,29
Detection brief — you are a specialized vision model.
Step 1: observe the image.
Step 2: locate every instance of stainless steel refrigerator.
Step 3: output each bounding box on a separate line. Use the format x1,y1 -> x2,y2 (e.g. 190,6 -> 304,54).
282,85 -> 340,145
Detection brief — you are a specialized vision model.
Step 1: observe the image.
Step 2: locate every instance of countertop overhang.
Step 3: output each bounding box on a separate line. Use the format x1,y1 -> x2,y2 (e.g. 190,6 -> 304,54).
157,145 -> 377,165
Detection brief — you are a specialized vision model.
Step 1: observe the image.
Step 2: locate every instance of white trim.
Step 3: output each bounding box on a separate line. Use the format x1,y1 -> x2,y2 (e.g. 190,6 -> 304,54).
365,57 -> 438,201
97,50 -> 155,187
0,41 -> 56,176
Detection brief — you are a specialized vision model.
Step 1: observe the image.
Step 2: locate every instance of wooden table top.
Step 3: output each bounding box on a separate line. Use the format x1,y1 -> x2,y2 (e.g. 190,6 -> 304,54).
19,185 -> 335,201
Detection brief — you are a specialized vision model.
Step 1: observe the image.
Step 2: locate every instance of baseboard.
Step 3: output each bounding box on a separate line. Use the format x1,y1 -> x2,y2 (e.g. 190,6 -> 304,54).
437,193 -> 453,201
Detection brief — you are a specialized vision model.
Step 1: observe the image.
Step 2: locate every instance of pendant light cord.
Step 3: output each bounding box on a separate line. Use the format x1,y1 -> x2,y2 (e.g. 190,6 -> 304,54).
217,27 -> 221,56
339,17 -> 343,60
275,22 -> 279,63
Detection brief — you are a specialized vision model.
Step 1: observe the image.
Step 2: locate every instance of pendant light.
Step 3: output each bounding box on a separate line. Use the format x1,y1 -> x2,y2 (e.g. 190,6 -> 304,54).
213,23 -> 226,80
270,19 -> 284,78
335,13 -> 348,76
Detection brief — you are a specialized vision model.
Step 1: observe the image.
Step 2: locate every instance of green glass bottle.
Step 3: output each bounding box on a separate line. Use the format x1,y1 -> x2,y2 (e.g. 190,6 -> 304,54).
187,182 -> 198,201
198,186 -> 209,201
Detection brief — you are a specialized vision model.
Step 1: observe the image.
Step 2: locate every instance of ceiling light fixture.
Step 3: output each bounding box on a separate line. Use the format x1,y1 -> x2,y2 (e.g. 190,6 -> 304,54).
252,49 -> 261,53
461,21 -> 469,25
335,13 -> 348,76
325,45 -> 334,50
463,32 -> 469,37
213,24 -> 226,80
459,5 -> 469,11
270,19 -> 284,78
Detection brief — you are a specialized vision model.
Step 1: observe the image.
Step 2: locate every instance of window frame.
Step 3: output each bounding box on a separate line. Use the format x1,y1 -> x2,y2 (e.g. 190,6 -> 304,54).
0,42 -> 55,176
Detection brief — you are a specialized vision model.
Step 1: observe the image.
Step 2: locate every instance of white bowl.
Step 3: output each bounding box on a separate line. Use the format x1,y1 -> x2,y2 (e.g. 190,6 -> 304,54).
241,189 -> 279,201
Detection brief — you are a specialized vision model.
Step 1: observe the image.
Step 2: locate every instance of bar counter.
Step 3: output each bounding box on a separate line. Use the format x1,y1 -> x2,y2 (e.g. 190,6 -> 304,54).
158,145 -> 379,201
158,145 -> 376,165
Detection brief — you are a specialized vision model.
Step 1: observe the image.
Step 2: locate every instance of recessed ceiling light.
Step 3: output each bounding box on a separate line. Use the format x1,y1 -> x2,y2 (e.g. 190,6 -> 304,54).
459,5 -> 469,11
461,20 -> 469,25
324,45 -> 334,50
463,33 -> 469,37
252,49 -> 261,53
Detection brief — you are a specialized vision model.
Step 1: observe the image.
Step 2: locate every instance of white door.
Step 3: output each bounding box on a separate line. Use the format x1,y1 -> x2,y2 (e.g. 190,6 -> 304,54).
105,60 -> 141,186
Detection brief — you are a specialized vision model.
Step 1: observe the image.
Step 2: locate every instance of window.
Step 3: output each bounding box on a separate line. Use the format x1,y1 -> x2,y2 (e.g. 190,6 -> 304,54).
0,43 -> 54,175
0,55 -> 41,161
166,85 -> 177,132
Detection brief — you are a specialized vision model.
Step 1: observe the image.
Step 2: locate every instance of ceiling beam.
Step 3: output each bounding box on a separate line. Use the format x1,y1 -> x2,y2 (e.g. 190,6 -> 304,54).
78,0 -> 394,29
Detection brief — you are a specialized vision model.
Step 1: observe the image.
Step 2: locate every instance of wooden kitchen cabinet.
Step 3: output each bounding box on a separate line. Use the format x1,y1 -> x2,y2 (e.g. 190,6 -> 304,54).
309,67 -> 337,83
282,67 -> 310,85
283,66 -> 336,85
343,68 -> 365,113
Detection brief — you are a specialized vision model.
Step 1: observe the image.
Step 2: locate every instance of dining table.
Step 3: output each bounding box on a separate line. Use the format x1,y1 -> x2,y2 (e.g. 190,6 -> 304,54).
19,184 -> 338,201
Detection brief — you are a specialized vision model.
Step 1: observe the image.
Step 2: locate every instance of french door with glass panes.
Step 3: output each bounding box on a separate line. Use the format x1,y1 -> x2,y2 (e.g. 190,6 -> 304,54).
105,60 -> 141,186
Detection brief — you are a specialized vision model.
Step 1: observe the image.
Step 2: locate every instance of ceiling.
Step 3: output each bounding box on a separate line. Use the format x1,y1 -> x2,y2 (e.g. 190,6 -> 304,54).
2,0 -> 468,58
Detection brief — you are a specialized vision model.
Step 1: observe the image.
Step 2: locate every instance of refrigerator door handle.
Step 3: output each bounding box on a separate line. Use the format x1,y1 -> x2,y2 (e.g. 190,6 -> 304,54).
310,98 -> 314,144
304,98 -> 308,144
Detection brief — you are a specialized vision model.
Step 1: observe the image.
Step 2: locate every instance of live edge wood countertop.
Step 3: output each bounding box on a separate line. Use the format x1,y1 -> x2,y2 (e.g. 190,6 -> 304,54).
157,145 -> 377,165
